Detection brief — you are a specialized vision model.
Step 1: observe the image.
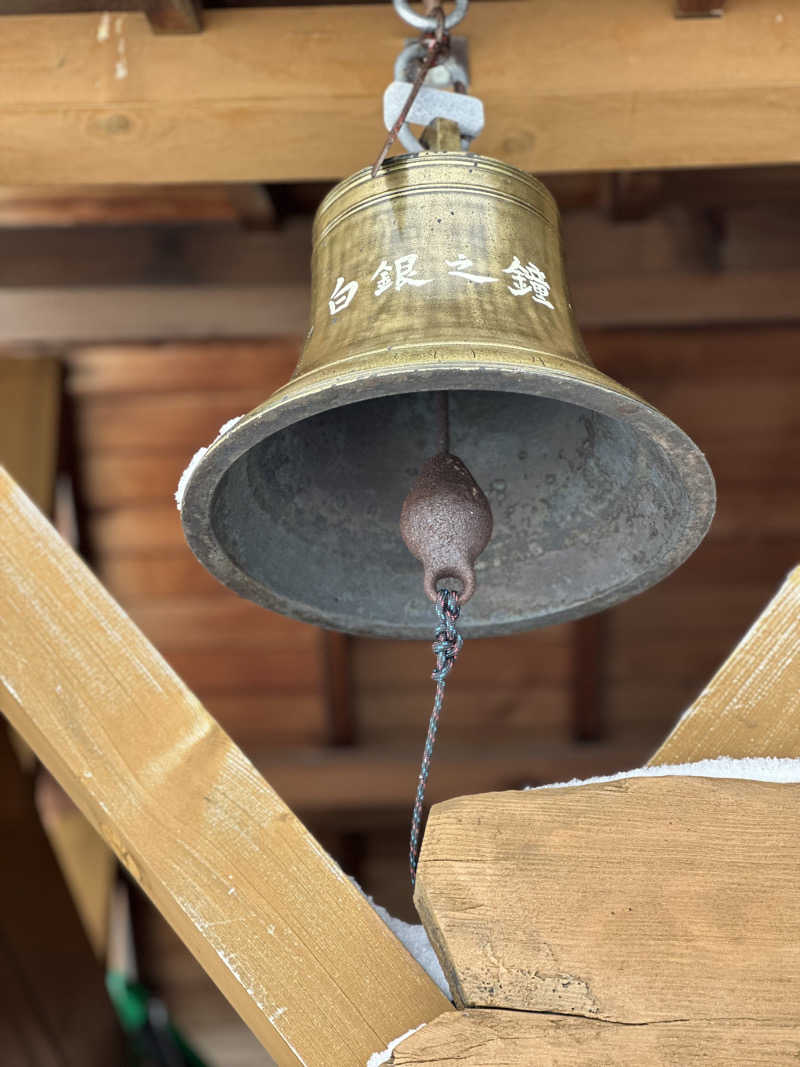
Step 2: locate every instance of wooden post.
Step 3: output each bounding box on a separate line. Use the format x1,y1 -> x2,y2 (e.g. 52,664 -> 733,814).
0,467 -> 450,1067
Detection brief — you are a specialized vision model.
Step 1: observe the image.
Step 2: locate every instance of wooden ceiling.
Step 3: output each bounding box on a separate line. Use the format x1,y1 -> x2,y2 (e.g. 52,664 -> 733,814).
0,1 -> 798,184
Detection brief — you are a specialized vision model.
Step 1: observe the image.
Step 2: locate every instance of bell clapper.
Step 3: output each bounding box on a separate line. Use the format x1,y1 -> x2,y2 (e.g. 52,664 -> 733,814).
400,391 -> 493,605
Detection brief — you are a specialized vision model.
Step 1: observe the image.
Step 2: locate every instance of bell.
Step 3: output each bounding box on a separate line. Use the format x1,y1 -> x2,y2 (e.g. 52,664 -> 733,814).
180,152 -> 715,638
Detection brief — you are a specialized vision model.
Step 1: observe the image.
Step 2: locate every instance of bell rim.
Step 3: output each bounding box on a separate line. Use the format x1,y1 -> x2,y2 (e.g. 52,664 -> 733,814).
180,357 -> 716,639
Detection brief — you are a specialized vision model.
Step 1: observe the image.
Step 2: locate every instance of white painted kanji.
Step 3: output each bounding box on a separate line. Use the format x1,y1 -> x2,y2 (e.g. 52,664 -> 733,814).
328,276 -> 359,315
371,254 -> 432,295
502,256 -> 555,309
371,260 -> 395,296
445,254 -> 497,284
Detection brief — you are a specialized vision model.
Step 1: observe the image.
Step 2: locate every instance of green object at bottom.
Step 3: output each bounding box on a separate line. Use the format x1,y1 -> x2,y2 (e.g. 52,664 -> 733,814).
106,970 -> 210,1067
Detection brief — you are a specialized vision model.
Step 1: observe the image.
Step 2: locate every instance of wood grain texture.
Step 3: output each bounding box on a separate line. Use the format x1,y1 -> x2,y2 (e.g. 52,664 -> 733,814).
66,340 -> 300,395
0,286 -> 311,343
416,776 -> 800,1022
0,468 -> 451,1067
389,1009 -> 800,1065
650,566 -> 800,764
0,221 -> 309,287
0,183 -> 243,225
2,2 -> 800,184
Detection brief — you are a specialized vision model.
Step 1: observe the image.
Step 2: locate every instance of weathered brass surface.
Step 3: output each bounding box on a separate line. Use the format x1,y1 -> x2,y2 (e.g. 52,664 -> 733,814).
181,152 -> 716,638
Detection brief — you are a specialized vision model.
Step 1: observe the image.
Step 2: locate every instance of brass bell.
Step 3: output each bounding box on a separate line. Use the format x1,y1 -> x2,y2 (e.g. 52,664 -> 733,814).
180,153 -> 715,638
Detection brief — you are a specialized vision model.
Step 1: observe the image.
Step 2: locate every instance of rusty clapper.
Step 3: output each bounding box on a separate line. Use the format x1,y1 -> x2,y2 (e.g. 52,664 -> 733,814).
400,392 -> 493,604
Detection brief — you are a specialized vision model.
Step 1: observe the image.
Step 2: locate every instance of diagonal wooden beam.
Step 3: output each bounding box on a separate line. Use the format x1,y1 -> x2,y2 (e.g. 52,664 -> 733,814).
0,2 -> 799,184
649,566 -> 800,765
0,467 -> 451,1067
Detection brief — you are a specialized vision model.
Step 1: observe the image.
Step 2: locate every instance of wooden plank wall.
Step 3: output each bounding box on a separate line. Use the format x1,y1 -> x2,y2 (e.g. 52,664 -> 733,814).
68,341 -> 328,752
60,326 -> 800,793
593,327 -> 800,740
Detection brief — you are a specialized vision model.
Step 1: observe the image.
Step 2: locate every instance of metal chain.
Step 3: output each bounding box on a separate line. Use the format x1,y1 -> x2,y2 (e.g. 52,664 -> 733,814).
394,0 -> 468,32
409,588 -> 463,887
372,6 -> 448,176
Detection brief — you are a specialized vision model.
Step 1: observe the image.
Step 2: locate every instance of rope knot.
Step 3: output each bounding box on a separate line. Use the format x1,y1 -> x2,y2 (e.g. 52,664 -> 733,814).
431,588 -> 462,683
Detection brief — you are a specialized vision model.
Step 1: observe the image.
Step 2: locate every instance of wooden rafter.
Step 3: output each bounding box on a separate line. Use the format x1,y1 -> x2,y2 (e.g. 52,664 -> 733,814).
0,2 -> 799,184
0,467 -> 451,1067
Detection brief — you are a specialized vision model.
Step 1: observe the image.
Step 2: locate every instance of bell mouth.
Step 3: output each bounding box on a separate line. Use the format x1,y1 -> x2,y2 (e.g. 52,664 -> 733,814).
180,363 -> 715,639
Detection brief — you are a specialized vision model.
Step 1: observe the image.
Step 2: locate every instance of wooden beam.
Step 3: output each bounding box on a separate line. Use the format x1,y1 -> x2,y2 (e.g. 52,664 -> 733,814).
0,467 -> 451,1067
390,1009 -> 800,1066
0,221 -> 310,287
1,3 -> 799,183
650,566 -> 800,765
250,736 -> 666,814
0,183 -> 243,225
415,776 -> 800,1022
0,286 -> 311,342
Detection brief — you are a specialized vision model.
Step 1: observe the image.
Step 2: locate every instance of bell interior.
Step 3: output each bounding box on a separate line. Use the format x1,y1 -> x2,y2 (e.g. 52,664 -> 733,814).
210,389 -> 690,637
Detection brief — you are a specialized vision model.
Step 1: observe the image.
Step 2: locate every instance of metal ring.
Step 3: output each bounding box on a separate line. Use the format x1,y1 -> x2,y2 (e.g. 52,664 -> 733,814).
393,0 -> 468,33
394,41 -> 469,91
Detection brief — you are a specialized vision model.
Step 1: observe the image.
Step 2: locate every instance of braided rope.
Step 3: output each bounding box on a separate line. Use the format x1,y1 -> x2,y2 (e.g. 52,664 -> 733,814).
409,588 -> 463,887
